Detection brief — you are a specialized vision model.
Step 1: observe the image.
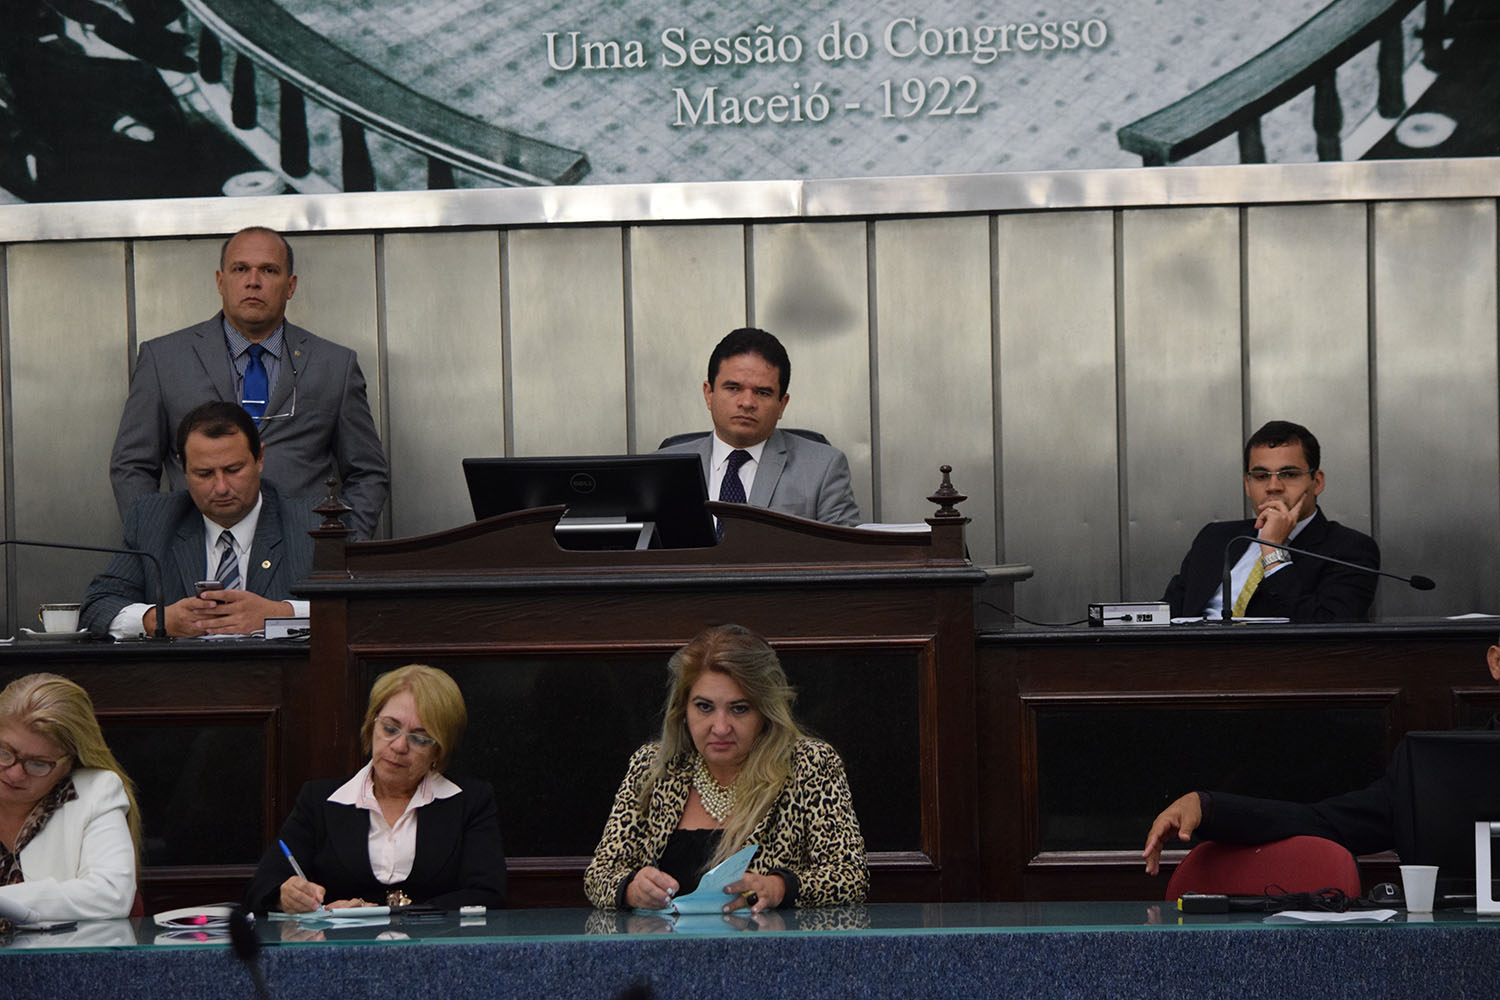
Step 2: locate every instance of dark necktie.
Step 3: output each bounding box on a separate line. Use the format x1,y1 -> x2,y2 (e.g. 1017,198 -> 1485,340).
214,530 -> 240,591
241,343 -> 268,421
717,449 -> 751,539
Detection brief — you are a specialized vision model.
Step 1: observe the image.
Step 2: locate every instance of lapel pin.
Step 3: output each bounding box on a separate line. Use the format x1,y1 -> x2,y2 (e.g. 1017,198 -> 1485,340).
261,560 -> 272,569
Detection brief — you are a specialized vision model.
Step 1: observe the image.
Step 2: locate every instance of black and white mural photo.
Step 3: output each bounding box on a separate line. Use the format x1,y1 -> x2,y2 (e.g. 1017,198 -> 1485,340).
1,0 -> 1495,200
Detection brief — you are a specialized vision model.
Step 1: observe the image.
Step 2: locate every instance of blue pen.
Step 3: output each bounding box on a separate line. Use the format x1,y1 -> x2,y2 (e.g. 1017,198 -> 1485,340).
279,840 -> 308,881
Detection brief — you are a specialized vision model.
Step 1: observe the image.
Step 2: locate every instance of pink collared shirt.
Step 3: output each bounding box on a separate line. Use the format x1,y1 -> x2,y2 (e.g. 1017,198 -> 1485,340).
327,761 -> 461,884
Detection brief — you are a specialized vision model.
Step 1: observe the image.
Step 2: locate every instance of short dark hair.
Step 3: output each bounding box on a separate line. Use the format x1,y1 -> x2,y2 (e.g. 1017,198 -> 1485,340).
1244,420 -> 1320,473
219,226 -> 294,275
175,401 -> 262,466
707,328 -> 791,396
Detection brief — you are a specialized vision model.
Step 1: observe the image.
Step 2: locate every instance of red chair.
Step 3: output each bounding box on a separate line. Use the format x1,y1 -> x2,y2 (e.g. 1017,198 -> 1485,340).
1165,835 -> 1362,901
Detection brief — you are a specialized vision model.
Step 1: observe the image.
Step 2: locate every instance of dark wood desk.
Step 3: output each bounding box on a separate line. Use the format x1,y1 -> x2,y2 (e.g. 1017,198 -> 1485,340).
977,619 -> 1500,901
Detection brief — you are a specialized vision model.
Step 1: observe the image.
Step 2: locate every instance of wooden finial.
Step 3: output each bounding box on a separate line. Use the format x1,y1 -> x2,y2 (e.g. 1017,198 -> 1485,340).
313,477 -> 353,534
927,465 -> 967,520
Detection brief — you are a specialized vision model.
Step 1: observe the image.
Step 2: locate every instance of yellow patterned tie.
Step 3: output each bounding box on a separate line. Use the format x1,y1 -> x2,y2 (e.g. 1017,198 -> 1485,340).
1231,557 -> 1265,618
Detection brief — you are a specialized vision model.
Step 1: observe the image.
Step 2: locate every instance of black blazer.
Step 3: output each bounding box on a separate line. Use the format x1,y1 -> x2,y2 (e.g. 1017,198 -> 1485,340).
1160,510 -> 1380,622
243,773 -> 507,912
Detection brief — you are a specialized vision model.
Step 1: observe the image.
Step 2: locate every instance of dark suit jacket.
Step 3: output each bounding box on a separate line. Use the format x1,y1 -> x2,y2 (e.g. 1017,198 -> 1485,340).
79,481 -> 318,635
109,314 -> 389,539
659,428 -> 863,526
1161,510 -> 1380,622
243,773 -> 507,912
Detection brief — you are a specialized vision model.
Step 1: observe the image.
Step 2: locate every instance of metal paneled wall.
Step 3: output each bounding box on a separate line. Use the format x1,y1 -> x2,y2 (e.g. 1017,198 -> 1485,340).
7,241 -> 130,625
996,211 -> 1118,623
132,237 -> 226,348
752,223 -> 873,519
1244,203 -> 1373,539
1373,199 -> 1499,616
1120,207 -> 1243,602
384,231 -> 503,537
506,227 -> 627,456
629,224 -> 746,450
872,217 -> 996,556
5,170 -> 1500,633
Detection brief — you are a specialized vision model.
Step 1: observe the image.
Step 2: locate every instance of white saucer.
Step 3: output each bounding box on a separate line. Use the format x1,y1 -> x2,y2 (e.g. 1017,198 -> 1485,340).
18,628 -> 90,642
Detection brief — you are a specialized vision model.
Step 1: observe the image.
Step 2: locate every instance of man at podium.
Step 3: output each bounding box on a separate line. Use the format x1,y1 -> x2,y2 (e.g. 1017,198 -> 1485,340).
659,328 -> 862,529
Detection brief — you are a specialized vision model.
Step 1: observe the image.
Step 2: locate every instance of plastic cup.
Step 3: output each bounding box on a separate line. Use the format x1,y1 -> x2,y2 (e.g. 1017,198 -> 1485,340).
1399,864 -> 1439,913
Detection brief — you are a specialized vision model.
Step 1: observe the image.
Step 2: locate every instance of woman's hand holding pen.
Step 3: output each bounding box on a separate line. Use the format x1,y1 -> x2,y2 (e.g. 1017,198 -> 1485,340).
278,875 -> 326,912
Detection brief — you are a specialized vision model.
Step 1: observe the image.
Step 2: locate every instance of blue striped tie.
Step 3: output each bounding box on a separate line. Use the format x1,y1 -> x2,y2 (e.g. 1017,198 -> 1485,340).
214,530 -> 240,591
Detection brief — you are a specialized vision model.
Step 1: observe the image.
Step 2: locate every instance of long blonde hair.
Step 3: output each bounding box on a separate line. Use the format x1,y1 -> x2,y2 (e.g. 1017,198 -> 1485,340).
645,625 -> 803,868
0,673 -> 142,855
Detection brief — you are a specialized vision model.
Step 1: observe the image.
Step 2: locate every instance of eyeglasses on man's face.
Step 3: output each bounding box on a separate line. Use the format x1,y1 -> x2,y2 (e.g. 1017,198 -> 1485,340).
0,743 -> 67,778
375,718 -> 437,749
1245,467 -> 1312,484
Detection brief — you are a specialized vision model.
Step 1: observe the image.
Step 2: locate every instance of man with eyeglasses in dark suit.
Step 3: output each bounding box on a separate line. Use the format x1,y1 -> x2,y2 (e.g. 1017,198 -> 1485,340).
1161,420 -> 1381,622
108,226 -> 388,539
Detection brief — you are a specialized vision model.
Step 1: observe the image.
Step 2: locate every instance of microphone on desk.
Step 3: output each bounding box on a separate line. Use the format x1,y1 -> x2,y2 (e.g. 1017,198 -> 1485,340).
0,538 -> 168,639
1219,535 -> 1435,624
229,905 -> 270,1000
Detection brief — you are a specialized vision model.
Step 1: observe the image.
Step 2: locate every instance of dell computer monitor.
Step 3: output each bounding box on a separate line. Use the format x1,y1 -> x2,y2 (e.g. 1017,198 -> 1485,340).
462,453 -> 717,549
1399,730 -> 1500,898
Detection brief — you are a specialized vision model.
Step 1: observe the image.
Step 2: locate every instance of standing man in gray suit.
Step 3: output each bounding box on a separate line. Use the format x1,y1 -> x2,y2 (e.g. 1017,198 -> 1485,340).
109,226 -> 388,539
659,328 -> 862,528
83,401 -> 318,638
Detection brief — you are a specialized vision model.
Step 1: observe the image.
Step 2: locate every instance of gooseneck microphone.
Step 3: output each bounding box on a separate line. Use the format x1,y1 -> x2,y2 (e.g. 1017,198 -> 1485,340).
1219,535 -> 1435,624
0,538 -> 168,639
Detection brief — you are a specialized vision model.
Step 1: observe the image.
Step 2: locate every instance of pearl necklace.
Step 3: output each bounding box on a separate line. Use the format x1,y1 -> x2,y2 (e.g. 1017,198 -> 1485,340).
692,754 -> 737,823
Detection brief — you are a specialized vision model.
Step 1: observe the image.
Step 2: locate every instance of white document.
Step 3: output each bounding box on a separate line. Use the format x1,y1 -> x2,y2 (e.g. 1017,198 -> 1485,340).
1264,909 -> 1398,923
645,843 -> 759,915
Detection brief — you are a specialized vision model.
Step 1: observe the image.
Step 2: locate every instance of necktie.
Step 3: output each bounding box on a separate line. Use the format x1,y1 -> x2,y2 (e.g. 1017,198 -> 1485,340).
214,530 -> 240,591
1231,556 -> 1265,619
716,449 -> 751,539
242,343 -> 268,421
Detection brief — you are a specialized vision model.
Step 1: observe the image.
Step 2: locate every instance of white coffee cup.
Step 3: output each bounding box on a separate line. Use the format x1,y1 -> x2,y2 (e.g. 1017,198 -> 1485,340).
39,603 -> 81,633
1399,864 -> 1440,913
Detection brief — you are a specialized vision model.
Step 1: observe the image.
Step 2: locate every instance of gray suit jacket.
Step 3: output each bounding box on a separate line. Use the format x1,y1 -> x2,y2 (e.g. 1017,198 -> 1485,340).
109,314 -> 389,539
660,428 -> 862,526
80,481 -> 318,636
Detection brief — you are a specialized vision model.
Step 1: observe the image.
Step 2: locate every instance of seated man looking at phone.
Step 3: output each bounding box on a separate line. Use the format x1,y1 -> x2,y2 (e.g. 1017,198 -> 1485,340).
82,401 -> 318,638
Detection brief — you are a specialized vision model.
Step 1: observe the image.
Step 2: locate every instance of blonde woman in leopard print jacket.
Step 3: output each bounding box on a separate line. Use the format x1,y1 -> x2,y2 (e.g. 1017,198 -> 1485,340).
584,625 -> 868,912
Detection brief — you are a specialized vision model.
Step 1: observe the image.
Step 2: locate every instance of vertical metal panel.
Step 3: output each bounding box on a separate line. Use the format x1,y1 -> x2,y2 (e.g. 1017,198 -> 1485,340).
7,241 -> 129,622
384,231 -> 503,537
279,232 -> 381,399
1245,203 -> 1372,534
752,222 -> 872,517
996,210 -> 1118,621
506,227 -> 626,455
132,237 -> 225,346
873,217 -> 994,557
629,225 -> 745,450
1121,206 -> 1242,602
1373,199 -> 1499,616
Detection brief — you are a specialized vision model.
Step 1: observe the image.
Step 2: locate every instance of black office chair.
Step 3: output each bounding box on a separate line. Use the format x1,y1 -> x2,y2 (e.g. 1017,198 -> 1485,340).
657,428 -> 831,450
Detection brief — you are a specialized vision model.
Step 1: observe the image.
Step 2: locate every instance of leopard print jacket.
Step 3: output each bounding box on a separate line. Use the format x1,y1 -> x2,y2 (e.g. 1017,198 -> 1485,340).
584,737 -> 868,909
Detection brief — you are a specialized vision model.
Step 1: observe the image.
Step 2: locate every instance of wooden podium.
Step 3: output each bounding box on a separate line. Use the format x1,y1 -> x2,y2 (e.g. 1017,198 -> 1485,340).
295,474 -> 1016,905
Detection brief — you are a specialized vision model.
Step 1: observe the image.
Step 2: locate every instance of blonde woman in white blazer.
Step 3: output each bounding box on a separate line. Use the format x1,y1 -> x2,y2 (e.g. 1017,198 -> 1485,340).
0,674 -> 140,924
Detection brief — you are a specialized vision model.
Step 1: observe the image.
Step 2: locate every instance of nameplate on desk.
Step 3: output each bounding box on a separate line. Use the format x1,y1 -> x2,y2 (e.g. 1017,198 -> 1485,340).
264,617 -> 311,639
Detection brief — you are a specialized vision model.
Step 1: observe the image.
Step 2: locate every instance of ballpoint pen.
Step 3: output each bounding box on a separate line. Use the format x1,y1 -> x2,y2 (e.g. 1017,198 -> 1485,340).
279,840 -> 308,881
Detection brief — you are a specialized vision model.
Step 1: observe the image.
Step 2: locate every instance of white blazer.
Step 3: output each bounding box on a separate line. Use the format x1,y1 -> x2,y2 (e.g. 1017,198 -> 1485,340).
3,768 -> 137,920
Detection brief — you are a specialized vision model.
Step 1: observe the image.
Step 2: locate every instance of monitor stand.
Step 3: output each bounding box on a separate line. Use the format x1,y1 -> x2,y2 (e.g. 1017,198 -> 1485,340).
1477,821 -> 1500,915
554,516 -> 658,550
